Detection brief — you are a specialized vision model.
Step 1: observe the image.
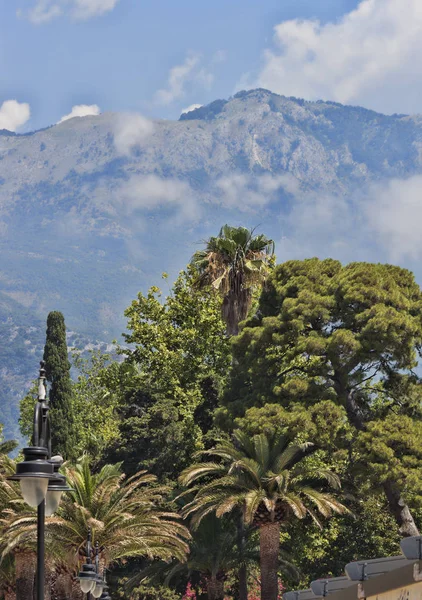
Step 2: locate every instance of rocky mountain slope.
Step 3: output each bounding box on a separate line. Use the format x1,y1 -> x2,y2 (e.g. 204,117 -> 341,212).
2,87 -> 422,439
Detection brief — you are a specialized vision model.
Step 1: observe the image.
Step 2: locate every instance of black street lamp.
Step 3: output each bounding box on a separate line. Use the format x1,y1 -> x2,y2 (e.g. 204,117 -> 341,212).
78,530 -> 111,599
8,361 -> 72,600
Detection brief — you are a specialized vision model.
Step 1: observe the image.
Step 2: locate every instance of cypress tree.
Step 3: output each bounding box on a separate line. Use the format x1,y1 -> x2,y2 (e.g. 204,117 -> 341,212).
43,311 -> 75,459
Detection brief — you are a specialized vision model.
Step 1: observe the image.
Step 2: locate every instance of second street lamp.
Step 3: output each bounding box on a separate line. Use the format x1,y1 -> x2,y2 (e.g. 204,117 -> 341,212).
78,531 -> 111,599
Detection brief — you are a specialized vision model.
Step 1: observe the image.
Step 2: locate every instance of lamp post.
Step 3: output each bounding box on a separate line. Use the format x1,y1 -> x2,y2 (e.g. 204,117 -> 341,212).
78,531 -> 111,599
8,361 -> 71,600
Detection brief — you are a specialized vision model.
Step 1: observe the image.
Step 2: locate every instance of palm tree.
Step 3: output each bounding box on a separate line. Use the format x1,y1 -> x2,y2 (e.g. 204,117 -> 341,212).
179,431 -> 349,600
1,456 -> 190,599
0,456 -> 37,600
191,225 -> 275,335
50,457 -> 189,593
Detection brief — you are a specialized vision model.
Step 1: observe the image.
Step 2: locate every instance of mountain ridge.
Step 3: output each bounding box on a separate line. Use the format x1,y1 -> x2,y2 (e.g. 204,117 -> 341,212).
1,87 -> 422,439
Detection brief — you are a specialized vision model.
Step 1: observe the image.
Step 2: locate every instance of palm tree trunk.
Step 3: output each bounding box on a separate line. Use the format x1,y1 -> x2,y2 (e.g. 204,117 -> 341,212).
206,575 -> 224,600
259,522 -> 280,600
5,591 -> 16,600
53,570 -> 73,600
15,551 -> 36,600
71,576 -> 84,600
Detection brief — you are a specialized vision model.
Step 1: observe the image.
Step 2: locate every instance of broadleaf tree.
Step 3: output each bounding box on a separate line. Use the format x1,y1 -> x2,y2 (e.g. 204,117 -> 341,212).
105,268 -> 231,481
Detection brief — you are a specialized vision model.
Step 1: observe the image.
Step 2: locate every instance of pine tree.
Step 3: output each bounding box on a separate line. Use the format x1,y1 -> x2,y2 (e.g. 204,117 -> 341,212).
43,311 -> 75,460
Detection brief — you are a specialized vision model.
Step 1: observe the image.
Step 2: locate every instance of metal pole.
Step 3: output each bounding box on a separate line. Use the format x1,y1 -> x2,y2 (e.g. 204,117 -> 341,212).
37,499 -> 45,600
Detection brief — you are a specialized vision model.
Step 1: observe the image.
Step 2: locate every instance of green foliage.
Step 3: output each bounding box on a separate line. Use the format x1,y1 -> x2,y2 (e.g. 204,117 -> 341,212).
180,431 -> 348,528
223,259 -> 422,534
0,424 -> 17,456
50,456 -> 189,567
131,515 -> 262,590
224,259 -> 422,414
281,492 -> 400,588
43,311 -> 76,459
70,350 -> 121,462
356,414 -> 422,499
107,269 -> 230,480
123,269 -> 230,408
19,382 -> 37,442
123,583 -> 181,600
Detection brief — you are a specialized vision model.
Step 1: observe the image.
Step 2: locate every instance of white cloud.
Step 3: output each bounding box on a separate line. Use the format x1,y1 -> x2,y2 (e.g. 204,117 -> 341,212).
0,100 -> 31,132
20,0 -> 120,23
155,54 -> 214,106
116,174 -> 200,225
58,104 -> 100,124
72,0 -> 120,19
254,0 -> 422,115
181,104 -> 202,115
276,190 -> 364,263
364,176 -> 422,261
215,173 -> 299,212
155,55 -> 200,106
113,113 -> 154,155
273,174 -> 422,266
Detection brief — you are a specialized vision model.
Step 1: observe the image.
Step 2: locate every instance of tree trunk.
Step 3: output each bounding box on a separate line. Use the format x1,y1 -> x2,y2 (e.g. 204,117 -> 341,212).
52,570 -> 73,600
383,480 -> 419,537
5,591 -> 16,600
238,564 -> 248,600
260,522 -> 280,600
206,576 -> 224,600
237,516 -> 248,600
44,559 -> 54,600
15,552 -> 36,600
71,577 -> 84,600
343,387 -> 420,538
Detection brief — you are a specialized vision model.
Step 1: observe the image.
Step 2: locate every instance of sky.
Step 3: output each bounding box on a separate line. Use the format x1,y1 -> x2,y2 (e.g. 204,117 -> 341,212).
4,0 -> 417,132
3,0 -> 422,273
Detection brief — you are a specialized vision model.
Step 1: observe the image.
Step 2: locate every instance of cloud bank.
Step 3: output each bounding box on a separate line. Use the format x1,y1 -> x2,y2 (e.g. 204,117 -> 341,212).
255,0 -> 422,115
58,104 -> 100,124
275,173 -> 422,269
20,0 -> 120,23
0,100 -> 31,132
110,174 -> 200,228
155,54 -> 213,105
364,176 -> 422,261
113,113 -> 154,155
215,173 -> 299,212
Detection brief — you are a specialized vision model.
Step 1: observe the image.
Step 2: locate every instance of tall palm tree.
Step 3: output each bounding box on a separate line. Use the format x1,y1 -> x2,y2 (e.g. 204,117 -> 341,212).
179,431 -> 349,600
191,225 -> 275,335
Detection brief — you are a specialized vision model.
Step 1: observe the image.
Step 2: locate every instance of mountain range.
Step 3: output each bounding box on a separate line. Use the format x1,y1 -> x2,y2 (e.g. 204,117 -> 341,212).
1,87 -> 422,440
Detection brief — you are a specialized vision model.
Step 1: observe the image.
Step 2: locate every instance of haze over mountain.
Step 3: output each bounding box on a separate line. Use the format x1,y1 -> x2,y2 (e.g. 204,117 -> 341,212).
2,87 -> 422,439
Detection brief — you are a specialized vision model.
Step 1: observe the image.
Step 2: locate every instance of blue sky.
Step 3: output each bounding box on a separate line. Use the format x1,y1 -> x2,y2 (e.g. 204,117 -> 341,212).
2,0 -> 422,132
1,0 -> 360,130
